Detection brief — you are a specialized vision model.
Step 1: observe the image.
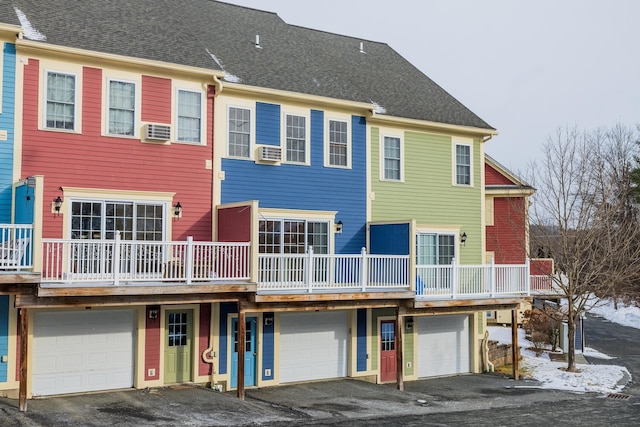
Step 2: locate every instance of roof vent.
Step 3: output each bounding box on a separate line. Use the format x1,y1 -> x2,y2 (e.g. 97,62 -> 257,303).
359,42 -> 365,54
255,34 -> 262,49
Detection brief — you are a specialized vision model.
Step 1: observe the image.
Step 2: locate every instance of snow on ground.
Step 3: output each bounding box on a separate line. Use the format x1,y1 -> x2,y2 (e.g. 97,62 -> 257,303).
488,299 -> 640,394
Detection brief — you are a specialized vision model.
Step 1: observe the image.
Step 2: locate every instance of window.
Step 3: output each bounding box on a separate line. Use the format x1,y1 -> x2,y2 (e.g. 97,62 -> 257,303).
328,119 -> 348,167
177,89 -> 202,143
45,71 -> 76,130
71,200 -> 164,241
167,312 -> 188,347
456,144 -> 471,185
285,114 -> 306,163
228,106 -> 251,158
416,233 -> 456,265
383,136 -> 401,180
259,219 -> 329,254
108,80 -> 135,136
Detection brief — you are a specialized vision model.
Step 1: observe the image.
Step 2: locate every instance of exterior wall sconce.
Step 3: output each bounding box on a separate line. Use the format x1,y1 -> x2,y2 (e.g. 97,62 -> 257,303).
53,195 -> 63,216
460,232 -> 467,246
148,308 -> 159,319
406,317 -> 414,331
173,202 -> 182,219
334,220 -> 343,234
264,314 -> 274,326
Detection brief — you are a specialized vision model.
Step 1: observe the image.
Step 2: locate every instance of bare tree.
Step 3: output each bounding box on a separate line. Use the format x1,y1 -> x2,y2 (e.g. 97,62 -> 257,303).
529,124 -> 640,372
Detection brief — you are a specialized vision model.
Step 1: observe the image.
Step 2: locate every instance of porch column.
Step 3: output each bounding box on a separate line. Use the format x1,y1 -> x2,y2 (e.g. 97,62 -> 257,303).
237,302 -> 246,400
395,307 -> 404,391
511,309 -> 519,380
19,308 -> 28,412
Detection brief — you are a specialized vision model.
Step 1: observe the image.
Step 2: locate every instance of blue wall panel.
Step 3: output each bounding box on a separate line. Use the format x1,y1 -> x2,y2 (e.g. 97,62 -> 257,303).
222,105 -> 367,254
14,183 -> 34,225
0,43 -> 16,223
218,302 -> 235,375
0,295 -> 8,382
261,312 -> 274,381
356,308 -> 367,372
370,223 -> 410,255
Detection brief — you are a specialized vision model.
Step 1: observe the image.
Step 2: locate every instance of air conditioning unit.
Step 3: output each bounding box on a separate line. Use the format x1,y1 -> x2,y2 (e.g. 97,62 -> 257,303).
145,123 -> 171,141
257,145 -> 282,162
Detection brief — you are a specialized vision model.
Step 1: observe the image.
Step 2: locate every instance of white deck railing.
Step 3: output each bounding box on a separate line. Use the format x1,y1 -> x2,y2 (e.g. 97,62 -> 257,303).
42,233 -> 250,285
416,259 -> 530,299
258,247 -> 410,292
530,275 -> 562,295
0,224 -> 33,271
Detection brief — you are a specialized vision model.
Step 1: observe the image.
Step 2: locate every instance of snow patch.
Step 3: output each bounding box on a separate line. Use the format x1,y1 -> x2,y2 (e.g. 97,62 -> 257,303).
14,8 -> 46,41
206,48 -> 241,84
370,100 -> 386,114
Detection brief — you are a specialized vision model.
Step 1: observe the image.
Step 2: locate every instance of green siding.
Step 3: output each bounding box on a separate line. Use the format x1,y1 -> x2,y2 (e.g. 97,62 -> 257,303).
370,308 -> 414,377
371,127 -> 484,264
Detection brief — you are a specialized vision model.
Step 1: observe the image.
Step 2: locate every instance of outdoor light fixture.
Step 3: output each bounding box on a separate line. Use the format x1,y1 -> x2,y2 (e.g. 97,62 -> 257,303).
264,314 -> 274,326
335,220 -> 343,234
148,308 -> 159,319
460,232 -> 467,246
54,196 -> 63,216
406,317 -> 414,331
174,202 -> 182,219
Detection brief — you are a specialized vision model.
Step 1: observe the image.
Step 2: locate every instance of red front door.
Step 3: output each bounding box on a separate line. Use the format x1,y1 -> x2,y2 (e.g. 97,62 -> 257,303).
380,320 -> 396,382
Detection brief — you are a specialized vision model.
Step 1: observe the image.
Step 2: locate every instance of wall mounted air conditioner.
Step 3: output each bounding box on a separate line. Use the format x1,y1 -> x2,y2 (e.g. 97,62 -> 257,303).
257,145 -> 282,162
145,123 -> 171,141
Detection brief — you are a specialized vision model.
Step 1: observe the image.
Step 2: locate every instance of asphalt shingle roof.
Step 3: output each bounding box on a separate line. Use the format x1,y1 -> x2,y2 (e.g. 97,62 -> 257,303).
0,0 -> 494,130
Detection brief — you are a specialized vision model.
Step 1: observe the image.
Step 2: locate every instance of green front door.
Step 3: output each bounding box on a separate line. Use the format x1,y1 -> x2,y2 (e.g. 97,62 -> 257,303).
164,310 -> 193,384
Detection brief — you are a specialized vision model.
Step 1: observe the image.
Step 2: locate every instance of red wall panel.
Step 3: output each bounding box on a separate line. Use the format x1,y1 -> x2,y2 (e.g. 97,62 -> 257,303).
21,61 -> 213,241
198,303 -> 212,377
145,306 -> 161,381
486,197 -> 526,264
217,205 -> 252,242
485,163 -> 516,186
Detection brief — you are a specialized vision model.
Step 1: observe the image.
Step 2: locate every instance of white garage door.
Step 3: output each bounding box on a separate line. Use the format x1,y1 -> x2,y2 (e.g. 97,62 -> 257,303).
417,314 -> 470,378
279,311 -> 348,383
32,309 -> 135,396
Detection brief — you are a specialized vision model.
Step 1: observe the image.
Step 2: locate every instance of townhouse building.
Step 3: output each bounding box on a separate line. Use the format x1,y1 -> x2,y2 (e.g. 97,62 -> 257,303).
0,0 -> 536,409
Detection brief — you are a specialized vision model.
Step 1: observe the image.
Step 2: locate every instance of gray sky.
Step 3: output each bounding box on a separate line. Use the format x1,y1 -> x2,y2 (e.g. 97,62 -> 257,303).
223,0 -> 640,176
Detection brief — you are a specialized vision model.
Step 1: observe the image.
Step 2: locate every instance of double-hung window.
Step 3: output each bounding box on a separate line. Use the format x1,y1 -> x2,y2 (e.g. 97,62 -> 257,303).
177,89 -> 202,143
108,80 -> 135,136
285,114 -> 306,163
328,119 -> 348,167
228,106 -> 251,158
45,71 -> 76,130
455,144 -> 471,185
383,136 -> 402,181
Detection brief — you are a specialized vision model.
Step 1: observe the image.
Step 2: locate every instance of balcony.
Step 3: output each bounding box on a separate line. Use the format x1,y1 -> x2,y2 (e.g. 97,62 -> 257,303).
0,224 -> 33,271
41,234 -> 250,287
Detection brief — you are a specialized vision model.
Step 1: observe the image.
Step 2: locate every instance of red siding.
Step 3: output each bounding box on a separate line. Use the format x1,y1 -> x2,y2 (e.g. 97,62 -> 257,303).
142,75 -> 171,123
485,163 -> 516,186
198,303 -> 212,376
217,205 -> 252,242
531,258 -> 553,276
145,306 -> 161,381
21,61 -> 213,241
486,197 -> 526,263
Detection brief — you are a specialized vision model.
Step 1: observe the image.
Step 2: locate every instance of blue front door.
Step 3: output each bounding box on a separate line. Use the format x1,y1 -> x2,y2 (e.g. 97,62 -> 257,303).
230,317 -> 257,388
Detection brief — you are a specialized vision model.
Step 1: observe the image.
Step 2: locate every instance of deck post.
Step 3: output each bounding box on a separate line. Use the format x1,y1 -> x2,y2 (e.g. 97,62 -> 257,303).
360,247 -> 367,292
185,237 -> 194,285
396,307 -> 404,391
511,308 -> 519,380
237,302 -> 246,400
113,232 -> 121,286
19,308 -> 28,412
306,246 -> 314,293
490,258 -> 495,297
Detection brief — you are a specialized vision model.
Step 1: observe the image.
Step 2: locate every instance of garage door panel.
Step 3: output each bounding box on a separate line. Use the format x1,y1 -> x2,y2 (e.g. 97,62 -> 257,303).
33,310 -> 135,396
417,315 -> 470,378
279,312 -> 348,383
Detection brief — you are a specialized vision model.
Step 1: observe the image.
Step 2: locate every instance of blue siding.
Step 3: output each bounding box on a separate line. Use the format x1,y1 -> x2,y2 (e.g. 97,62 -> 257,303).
256,102 -> 281,146
0,295 -> 8,382
356,309 -> 367,372
370,223 -> 410,255
222,104 -> 367,254
262,312 -> 274,381
218,302 -> 235,375
0,43 -> 16,223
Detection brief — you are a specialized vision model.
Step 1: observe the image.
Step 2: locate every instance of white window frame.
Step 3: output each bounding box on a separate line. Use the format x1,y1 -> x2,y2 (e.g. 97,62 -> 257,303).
227,105 -> 253,159
44,69 -> 78,132
380,134 -> 403,182
175,88 -> 205,145
283,111 -> 310,165
416,231 -> 457,266
453,138 -> 473,187
325,117 -> 351,169
258,217 -> 332,254
106,78 -> 138,138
